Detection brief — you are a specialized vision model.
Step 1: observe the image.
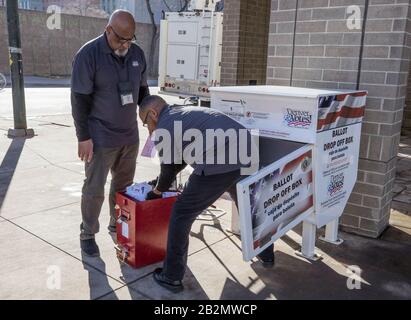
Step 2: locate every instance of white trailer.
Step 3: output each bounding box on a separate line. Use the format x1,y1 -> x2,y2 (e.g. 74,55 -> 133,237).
158,8 -> 223,100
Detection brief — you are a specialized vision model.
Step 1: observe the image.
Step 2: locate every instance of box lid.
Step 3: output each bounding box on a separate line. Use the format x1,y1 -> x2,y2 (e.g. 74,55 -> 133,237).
209,85 -> 367,99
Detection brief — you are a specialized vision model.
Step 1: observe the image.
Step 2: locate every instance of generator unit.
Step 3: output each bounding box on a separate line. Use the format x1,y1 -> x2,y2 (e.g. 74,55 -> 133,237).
189,0 -> 221,11
158,8 -> 223,100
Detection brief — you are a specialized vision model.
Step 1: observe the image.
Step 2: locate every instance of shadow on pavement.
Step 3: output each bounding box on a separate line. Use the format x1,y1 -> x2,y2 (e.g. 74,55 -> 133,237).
0,137 -> 29,216
99,227 -> 211,300
380,224 -> 411,246
117,254 -> 209,300
188,217 -> 411,299
77,206 -> 411,300
81,251 -> 120,300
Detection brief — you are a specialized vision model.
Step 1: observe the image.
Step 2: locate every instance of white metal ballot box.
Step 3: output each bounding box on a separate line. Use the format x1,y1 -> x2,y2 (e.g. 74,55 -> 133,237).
210,86 -> 367,261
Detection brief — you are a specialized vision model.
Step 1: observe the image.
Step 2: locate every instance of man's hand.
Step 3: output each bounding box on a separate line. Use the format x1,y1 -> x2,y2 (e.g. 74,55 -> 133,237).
147,177 -> 159,187
146,189 -> 162,201
78,139 -> 93,163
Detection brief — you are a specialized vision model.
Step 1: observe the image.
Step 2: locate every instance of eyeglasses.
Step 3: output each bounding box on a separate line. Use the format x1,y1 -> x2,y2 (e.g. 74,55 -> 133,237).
142,111 -> 150,127
110,26 -> 137,45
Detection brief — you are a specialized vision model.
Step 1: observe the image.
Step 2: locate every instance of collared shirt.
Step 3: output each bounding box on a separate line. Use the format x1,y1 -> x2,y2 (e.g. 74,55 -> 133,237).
71,33 -> 149,147
153,105 -> 252,176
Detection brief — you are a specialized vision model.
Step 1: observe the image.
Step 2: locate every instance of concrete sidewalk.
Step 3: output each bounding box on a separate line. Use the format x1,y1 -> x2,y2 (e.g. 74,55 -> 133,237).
0,113 -> 410,299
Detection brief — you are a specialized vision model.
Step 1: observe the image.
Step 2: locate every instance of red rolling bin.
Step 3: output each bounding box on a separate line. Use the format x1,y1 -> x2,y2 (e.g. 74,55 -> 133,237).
114,192 -> 178,268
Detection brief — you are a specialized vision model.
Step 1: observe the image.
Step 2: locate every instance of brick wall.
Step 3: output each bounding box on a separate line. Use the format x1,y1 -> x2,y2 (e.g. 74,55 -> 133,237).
0,7 -> 159,78
221,0 -> 271,86
266,0 -> 411,238
404,64 -> 411,130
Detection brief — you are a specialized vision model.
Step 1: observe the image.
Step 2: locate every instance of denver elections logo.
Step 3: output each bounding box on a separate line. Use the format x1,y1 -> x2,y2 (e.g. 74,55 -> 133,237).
328,173 -> 345,196
283,108 -> 312,129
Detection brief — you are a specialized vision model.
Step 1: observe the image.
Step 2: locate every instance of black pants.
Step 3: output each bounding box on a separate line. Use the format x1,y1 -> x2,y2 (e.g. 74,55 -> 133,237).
163,169 -> 274,281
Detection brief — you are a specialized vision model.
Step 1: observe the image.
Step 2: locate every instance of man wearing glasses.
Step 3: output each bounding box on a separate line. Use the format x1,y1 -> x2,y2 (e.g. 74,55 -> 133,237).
71,9 -> 150,257
139,95 -> 275,293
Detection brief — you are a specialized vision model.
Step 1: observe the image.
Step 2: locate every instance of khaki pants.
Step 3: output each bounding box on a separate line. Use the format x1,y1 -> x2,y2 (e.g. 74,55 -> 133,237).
80,143 -> 138,240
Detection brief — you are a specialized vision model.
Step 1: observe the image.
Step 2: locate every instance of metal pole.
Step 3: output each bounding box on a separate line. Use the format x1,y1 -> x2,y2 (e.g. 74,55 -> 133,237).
295,220 -> 322,261
6,0 -> 34,137
319,218 -> 344,245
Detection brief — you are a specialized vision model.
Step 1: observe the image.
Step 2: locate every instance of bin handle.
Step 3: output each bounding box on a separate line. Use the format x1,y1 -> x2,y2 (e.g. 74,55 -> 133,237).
114,244 -> 129,263
120,210 -> 131,221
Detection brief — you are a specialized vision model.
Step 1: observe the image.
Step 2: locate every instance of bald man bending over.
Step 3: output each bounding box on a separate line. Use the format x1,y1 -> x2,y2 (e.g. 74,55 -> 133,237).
71,9 -> 150,256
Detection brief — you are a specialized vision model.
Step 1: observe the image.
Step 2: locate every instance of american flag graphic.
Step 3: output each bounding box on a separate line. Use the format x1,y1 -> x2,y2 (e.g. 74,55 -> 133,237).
317,92 -> 367,132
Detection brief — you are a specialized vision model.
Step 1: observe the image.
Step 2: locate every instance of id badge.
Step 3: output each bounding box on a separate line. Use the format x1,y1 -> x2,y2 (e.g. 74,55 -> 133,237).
120,93 -> 134,106
118,81 -> 134,106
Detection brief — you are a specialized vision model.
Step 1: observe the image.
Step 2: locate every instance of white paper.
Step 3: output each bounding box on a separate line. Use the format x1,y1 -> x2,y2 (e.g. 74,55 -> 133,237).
126,182 -> 153,201
162,192 -> 179,198
141,136 -> 156,158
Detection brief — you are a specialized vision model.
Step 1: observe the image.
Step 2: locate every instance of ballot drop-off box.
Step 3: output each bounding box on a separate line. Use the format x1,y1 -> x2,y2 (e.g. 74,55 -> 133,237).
210,86 -> 367,261
114,192 -> 178,268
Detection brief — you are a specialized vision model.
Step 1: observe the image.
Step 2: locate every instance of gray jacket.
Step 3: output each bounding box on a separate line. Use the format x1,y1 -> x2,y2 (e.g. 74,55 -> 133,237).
153,105 -> 252,176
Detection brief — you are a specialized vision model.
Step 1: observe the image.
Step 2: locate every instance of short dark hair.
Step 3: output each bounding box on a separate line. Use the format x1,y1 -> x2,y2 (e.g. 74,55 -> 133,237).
139,95 -> 167,112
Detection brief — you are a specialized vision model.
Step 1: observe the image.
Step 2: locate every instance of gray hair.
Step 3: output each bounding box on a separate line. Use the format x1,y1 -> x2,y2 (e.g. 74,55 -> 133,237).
139,95 -> 167,112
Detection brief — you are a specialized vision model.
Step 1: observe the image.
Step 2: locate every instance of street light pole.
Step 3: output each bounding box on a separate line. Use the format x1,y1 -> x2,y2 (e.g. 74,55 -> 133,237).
6,0 -> 34,138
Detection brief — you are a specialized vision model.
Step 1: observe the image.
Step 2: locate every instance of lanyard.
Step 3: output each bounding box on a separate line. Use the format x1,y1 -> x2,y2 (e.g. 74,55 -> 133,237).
112,54 -> 130,83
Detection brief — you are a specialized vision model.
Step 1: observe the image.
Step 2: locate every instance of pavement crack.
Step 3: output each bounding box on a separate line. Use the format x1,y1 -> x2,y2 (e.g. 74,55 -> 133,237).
4,201 -> 79,221
0,217 -> 126,287
95,272 -> 155,300
93,284 -> 129,300
188,235 -> 230,257
24,144 -> 83,176
37,122 -> 72,128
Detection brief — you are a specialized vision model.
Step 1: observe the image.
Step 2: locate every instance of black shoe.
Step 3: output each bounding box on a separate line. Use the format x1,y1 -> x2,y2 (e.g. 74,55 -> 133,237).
257,252 -> 275,268
80,239 -> 100,257
107,225 -> 116,233
153,268 -> 184,293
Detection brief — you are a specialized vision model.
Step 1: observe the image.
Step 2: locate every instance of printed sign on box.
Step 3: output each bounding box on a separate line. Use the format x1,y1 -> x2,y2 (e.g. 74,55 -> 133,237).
314,123 -> 362,226
237,146 -> 314,261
